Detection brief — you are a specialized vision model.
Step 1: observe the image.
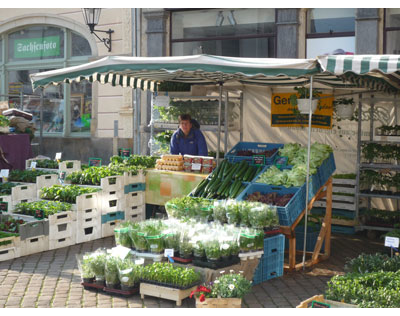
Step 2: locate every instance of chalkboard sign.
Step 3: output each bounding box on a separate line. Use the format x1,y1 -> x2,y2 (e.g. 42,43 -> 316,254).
252,155 -> 265,166
88,157 -> 102,167
34,209 -> 45,220
119,148 -> 131,158
0,201 -> 8,213
59,171 -> 66,181
311,300 -> 331,308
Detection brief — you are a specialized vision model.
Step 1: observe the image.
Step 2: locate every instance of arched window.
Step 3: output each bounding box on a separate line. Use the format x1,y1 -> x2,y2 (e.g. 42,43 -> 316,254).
2,25 -> 93,136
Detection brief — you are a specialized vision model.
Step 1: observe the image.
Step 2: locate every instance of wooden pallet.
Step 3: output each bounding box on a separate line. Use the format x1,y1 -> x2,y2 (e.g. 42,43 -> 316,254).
297,294 -> 358,308
140,282 -> 198,306
196,297 -> 242,308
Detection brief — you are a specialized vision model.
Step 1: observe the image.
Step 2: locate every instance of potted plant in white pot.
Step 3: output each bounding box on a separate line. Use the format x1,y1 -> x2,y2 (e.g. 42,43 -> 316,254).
334,97 -> 355,120
289,87 -> 321,114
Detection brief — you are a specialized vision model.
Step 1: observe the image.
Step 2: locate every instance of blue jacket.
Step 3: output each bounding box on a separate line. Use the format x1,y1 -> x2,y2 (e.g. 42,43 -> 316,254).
170,127 -> 208,156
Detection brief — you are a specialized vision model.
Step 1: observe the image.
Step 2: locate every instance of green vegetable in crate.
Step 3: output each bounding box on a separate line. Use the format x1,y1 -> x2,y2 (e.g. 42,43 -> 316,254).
0,182 -> 20,196
40,185 -> 101,204
33,159 -> 59,169
9,169 -> 57,183
14,200 -> 72,218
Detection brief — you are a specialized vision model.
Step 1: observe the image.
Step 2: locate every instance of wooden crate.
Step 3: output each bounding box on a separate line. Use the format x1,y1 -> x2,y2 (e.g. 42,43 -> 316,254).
196,297 -> 242,308
140,282 -> 198,306
296,294 -> 358,308
313,178 -> 357,211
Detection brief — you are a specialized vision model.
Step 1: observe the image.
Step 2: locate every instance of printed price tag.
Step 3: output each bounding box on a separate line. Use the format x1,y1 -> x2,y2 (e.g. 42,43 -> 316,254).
88,158 -> 102,167
385,236 -> 400,248
0,169 -> 9,178
135,258 -> 145,265
164,249 -> 174,258
192,163 -> 202,171
31,161 -> 37,169
252,155 -> 265,166
0,202 -> 8,213
55,152 -> 62,160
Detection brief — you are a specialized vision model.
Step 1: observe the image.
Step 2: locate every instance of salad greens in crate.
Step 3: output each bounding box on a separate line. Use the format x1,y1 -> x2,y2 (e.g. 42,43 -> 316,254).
40,185 -> 101,204
14,200 -> 72,218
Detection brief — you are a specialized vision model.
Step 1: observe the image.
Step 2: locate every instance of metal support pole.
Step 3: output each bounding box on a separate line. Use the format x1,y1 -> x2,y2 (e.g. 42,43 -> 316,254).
239,92 -> 244,142
148,92 -> 155,156
217,83 -> 223,165
302,76 -> 314,269
39,89 -> 44,155
355,93 -> 363,220
224,90 -> 229,153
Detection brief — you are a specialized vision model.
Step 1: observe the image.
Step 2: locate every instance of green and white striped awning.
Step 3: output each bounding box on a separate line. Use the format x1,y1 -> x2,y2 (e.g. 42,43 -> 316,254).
317,55 -> 400,94
30,54 -> 320,91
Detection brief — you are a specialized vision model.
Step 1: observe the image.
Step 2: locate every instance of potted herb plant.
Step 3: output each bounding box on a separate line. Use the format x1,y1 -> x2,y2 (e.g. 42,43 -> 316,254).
204,240 -> 221,263
190,272 -> 252,308
118,259 -> 142,291
79,254 -> 95,283
334,97 -> 355,120
105,255 -> 122,289
89,251 -> 107,286
192,239 -> 206,261
289,86 -> 322,114
114,224 -> 133,248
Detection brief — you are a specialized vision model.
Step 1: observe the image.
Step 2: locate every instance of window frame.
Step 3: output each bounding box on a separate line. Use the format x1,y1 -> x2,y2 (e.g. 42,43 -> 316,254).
305,8 -> 356,57
1,25 -> 92,137
169,9 -> 277,57
383,9 -> 400,54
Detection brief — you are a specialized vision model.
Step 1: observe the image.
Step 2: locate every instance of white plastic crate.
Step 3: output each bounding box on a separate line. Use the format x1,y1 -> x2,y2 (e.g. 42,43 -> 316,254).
48,210 -> 76,225
20,235 -> 49,257
101,220 -> 122,238
124,204 -> 145,223
100,175 -> 124,192
25,158 -> 46,169
11,183 -> 37,204
123,170 -> 145,186
125,191 -> 145,207
76,208 -> 101,224
99,191 -> 126,214
0,235 -> 21,262
76,223 -> 101,244
49,219 -> 76,240
58,160 -> 81,174
36,174 -> 59,193
49,235 -> 75,250
75,192 -> 99,212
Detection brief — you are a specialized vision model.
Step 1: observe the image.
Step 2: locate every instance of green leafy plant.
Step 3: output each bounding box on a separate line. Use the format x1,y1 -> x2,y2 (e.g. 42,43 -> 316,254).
0,217 -> 24,234
40,185 -> 101,204
0,182 -> 20,196
114,223 -> 133,248
105,255 -> 123,286
118,259 -> 142,287
14,200 -> 72,218
210,273 -> 252,299
89,251 -> 107,281
9,169 -> 57,183
32,159 -> 59,169
0,231 -> 19,247
140,262 -> 201,288
204,240 -> 221,262
79,254 -> 95,279
0,115 -> 9,127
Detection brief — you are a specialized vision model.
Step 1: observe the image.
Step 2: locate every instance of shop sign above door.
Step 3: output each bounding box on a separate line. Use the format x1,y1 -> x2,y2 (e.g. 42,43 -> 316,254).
14,36 -> 60,59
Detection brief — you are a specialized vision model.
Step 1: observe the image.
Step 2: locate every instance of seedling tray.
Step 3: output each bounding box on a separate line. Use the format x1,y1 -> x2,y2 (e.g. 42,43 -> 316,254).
103,285 -> 139,297
139,279 -> 200,291
172,256 -> 192,264
81,281 -> 105,291
193,255 -> 240,269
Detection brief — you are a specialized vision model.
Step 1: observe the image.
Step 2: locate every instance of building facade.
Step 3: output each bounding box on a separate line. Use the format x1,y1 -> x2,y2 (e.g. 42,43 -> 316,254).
0,8 -> 398,165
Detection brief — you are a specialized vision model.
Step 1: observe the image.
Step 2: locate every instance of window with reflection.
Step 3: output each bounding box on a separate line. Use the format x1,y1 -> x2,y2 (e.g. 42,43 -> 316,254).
385,9 -> 400,54
306,8 -> 355,58
171,8 -> 276,57
3,25 -> 92,135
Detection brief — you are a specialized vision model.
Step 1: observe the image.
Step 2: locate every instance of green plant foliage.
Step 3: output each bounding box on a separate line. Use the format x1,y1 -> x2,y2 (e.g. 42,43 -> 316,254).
14,200 -> 72,218
32,159 -> 59,169
345,253 -> 400,274
0,217 -> 24,234
9,169 -> 58,183
118,259 -> 142,287
105,255 -> 123,285
40,185 -> 101,204
0,182 -> 20,196
0,115 -> 10,127
210,273 -> 252,299
89,251 -> 107,280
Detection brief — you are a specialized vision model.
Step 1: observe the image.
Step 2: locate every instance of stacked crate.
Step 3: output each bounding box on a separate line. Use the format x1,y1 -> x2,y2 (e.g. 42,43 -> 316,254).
48,210 -> 76,250
100,175 -> 126,237
75,192 -> 101,244
16,214 -> 50,257
123,170 -> 146,223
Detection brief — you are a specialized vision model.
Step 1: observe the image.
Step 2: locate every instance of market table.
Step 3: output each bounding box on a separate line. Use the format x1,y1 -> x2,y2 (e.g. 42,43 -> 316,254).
145,169 -> 208,206
0,134 -> 33,170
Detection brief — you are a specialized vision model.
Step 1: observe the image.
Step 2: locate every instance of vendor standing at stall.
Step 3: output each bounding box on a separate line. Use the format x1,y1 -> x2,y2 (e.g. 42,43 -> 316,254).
170,114 -> 208,156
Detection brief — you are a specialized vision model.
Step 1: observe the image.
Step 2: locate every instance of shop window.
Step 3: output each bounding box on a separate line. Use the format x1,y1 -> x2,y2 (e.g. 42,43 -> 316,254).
71,31 -> 92,57
0,39 -> 2,62
385,9 -> 400,54
8,26 -> 64,62
171,8 -> 276,57
3,25 -> 92,136
306,8 -> 355,58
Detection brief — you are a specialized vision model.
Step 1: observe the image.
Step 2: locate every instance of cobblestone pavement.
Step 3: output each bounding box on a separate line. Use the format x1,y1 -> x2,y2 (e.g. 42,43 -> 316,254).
0,233 -> 383,308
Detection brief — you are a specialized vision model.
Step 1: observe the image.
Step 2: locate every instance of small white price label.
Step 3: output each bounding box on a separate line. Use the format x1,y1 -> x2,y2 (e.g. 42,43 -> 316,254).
385,236 -> 399,248
164,248 -> 174,258
55,152 -> 62,160
0,169 -> 9,178
192,163 -> 202,171
31,162 -> 37,169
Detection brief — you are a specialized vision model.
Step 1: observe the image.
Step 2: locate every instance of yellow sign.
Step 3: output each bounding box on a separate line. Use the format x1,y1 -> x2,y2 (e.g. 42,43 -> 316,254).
271,93 -> 334,129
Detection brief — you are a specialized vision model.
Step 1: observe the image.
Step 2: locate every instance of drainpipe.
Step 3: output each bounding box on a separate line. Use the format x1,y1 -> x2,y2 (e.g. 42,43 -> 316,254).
132,8 -> 142,155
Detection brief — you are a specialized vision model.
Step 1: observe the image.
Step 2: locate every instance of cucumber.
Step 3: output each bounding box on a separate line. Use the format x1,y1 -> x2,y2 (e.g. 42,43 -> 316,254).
236,163 -> 249,180
233,184 -> 246,198
215,160 -> 225,178
222,181 -> 232,197
229,179 -> 240,197
208,177 -> 222,195
217,173 -> 233,195
231,181 -> 243,198
223,161 -> 232,177
243,166 -> 254,182
194,179 -> 208,196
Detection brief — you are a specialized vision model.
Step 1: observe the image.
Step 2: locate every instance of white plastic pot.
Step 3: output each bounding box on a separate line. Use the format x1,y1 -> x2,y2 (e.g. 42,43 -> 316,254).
336,103 -> 355,120
297,99 -> 318,114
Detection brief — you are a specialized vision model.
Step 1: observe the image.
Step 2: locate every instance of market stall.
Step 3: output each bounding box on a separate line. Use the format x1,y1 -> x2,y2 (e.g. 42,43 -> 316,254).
28,54 -> 400,296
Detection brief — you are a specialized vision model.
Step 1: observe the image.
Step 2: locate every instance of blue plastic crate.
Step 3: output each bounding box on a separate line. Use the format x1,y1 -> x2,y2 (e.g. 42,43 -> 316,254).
317,153 -> 336,187
253,255 -> 282,285
225,142 -> 284,165
124,182 -> 146,194
253,165 -> 321,201
263,234 -> 285,256
331,225 -> 356,235
236,183 -> 306,227
101,211 -> 125,224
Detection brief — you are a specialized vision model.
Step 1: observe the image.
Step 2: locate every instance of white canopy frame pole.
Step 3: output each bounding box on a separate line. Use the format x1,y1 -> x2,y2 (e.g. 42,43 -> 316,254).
217,82 -> 223,165
302,75 -> 314,269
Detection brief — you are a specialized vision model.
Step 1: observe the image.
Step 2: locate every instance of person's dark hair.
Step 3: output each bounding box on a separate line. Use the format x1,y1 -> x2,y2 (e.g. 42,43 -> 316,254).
178,114 -> 192,122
